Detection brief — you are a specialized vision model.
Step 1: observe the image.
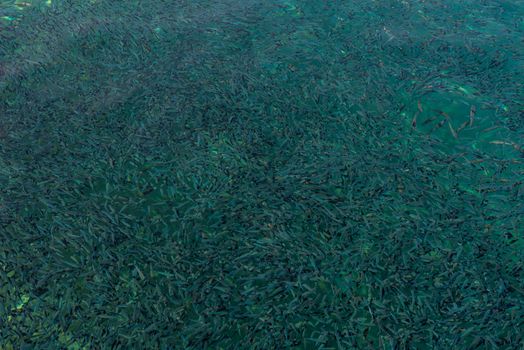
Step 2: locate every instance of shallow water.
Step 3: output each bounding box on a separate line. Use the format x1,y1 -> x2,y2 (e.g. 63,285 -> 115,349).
1,0 -> 523,348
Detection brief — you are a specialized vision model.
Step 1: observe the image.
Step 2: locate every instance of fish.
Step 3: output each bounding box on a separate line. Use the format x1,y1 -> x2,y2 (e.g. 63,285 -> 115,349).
489,140 -> 523,152
438,110 -> 450,120
457,120 -> 469,133
423,116 -> 438,125
411,111 -> 419,128
15,2 -> 32,7
448,121 -> 458,139
417,100 -> 423,113
436,110 -> 457,138
490,140 -> 511,145
482,125 -> 502,133
490,140 -> 513,146
432,118 -> 446,131
469,105 -> 476,127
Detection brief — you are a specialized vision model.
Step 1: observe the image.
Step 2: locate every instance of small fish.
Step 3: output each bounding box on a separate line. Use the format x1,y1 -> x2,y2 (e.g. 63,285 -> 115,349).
135,266 -> 145,280
423,116 -> 438,125
417,100 -> 423,113
436,111 -> 457,138
383,26 -> 396,43
457,120 -> 469,133
482,125 -> 502,133
432,118 -> 446,131
15,2 -> 32,7
489,140 -> 522,152
411,111 -> 419,128
469,105 -> 476,127
438,110 -> 451,120
448,121 -> 458,139
490,140 -> 513,146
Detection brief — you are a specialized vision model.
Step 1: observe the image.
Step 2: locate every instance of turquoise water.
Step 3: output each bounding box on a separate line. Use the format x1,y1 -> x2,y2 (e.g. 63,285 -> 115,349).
1,0 -> 523,348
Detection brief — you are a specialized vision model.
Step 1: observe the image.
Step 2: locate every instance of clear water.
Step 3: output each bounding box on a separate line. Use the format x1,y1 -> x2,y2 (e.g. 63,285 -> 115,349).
1,0 -> 523,348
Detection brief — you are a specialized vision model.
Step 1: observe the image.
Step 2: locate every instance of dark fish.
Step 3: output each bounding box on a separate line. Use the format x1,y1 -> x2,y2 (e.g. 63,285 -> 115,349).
457,120 -> 469,133
423,116 -> 438,125
432,119 -> 446,132
469,105 -> 476,127
436,110 -> 457,138
411,111 -> 419,128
